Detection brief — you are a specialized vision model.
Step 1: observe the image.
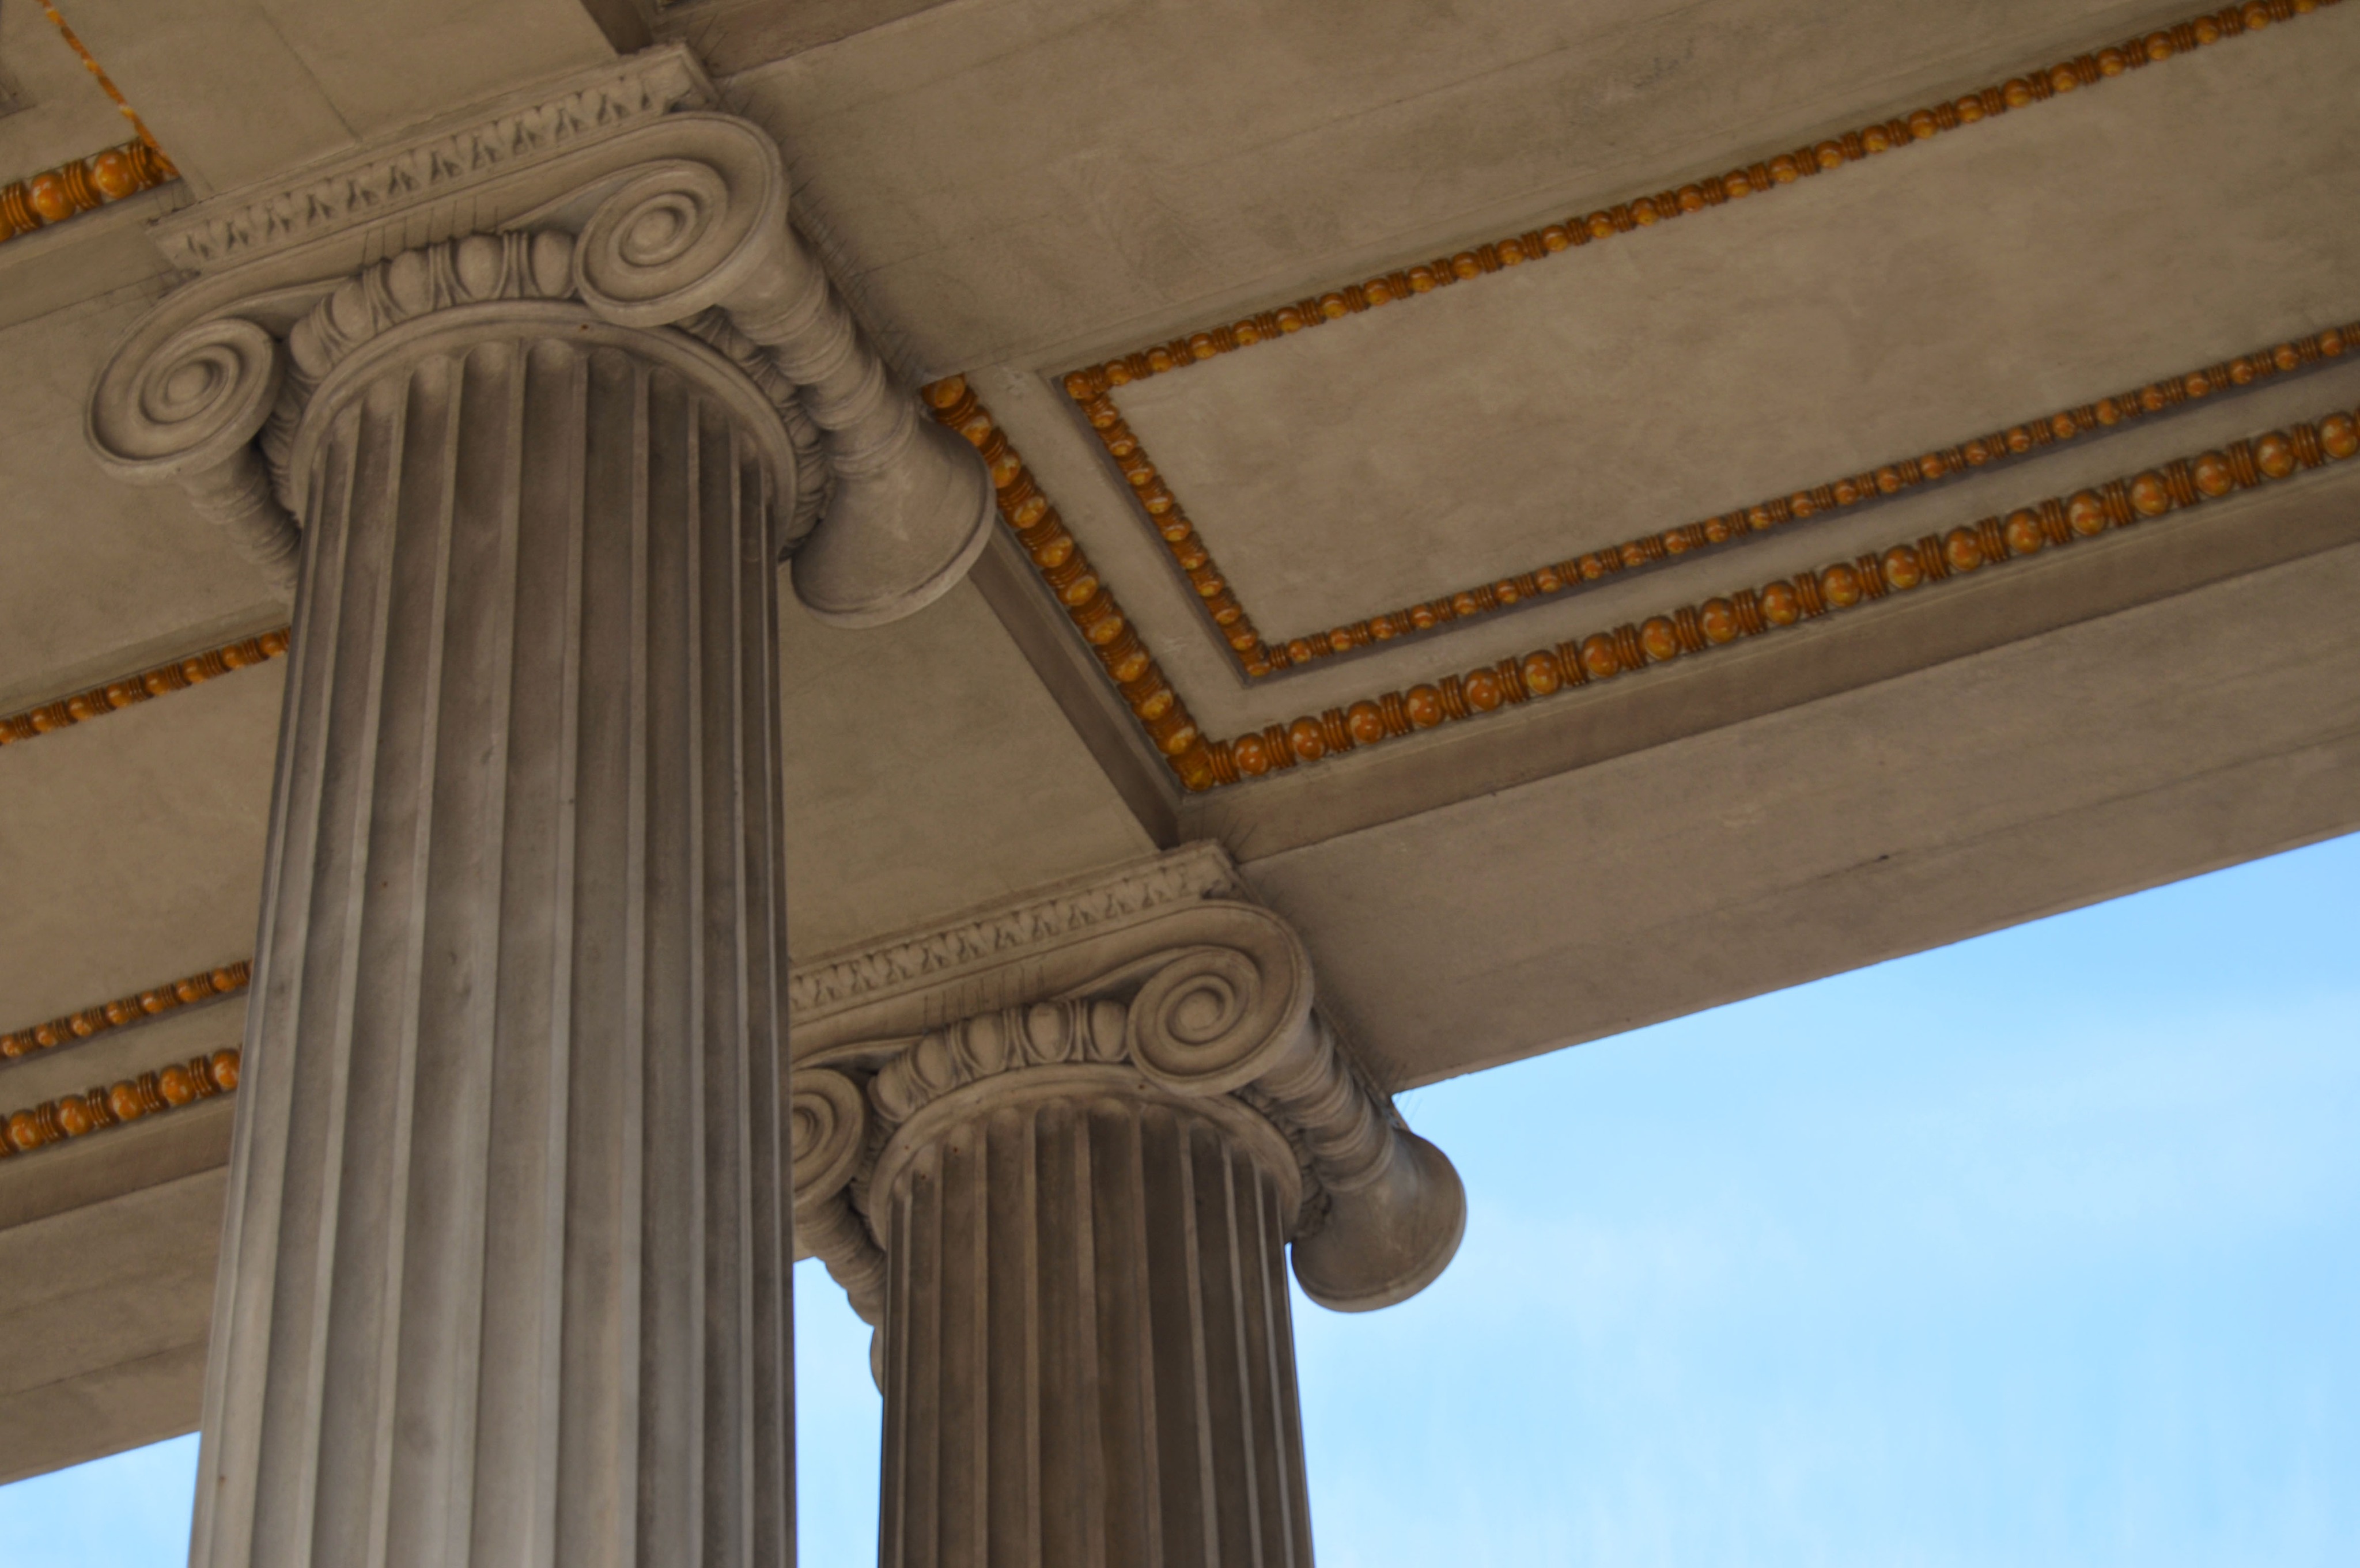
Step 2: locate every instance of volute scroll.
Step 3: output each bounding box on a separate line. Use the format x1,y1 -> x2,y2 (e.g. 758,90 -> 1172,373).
85,316 -> 302,593
789,918 -> 1468,1351
85,83 -> 988,625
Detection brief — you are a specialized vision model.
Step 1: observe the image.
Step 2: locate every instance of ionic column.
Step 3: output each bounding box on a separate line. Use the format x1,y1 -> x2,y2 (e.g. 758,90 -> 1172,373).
795,910 -> 1466,1568
152,243 -> 796,1568
84,94 -> 992,1568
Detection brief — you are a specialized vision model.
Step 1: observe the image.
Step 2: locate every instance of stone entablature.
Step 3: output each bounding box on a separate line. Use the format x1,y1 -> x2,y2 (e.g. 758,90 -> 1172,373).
147,48 -> 712,274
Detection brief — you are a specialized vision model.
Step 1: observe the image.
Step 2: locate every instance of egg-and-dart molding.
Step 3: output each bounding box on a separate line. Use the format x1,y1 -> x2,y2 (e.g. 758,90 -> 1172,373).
0,3 -> 180,247
1053,0 -> 2344,679
929,367 -> 2360,793
0,628 -> 290,747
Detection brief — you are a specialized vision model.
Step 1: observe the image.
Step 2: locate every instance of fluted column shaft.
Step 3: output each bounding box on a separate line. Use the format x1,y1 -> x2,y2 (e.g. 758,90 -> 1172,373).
195,306 -> 795,1568
873,1070 -> 1313,1568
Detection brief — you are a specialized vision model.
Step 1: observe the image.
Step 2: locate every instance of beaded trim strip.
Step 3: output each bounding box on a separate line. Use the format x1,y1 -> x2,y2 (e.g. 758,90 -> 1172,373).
0,1047 -> 240,1158
0,3 -> 180,246
0,629 -> 290,748
932,375 -> 2360,791
1054,0 -> 2346,678
927,377 -> 1214,779
0,961 -> 251,1064
1197,403 -> 2360,783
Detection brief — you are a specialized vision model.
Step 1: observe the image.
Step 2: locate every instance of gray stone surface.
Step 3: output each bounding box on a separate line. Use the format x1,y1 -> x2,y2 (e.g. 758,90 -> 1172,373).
1107,22 -> 2360,628
61,0 -> 615,195
1245,531 -> 2360,1088
0,1168 -> 225,1484
0,0 -> 137,174
0,669 -> 278,1028
733,0 -> 2238,374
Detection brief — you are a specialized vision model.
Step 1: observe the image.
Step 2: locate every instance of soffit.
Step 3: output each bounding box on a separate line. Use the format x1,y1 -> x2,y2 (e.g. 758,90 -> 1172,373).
732,0 -> 2224,374
0,574 -> 1150,1044
725,1 -> 2360,809
0,0 -> 2351,1122
0,0 -> 132,174
0,668 -> 278,1031
1262,510 -> 2360,1089
57,0 -> 618,195
1099,37 -> 2355,647
777,574 -> 1155,957
652,0 -> 966,74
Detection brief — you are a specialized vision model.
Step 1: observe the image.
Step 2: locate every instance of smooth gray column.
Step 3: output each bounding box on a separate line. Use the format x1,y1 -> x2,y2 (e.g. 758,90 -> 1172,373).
872,1071 -> 1313,1568
195,307 -> 794,1568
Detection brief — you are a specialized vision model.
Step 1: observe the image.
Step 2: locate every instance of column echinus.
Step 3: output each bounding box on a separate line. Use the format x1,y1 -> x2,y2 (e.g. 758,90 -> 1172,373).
82,50 -> 992,1568
791,844 -> 1466,1568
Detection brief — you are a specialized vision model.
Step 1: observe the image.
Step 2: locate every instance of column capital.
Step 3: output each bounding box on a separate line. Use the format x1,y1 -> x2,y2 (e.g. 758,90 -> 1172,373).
789,846 -> 1467,1329
84,47 -> 989,624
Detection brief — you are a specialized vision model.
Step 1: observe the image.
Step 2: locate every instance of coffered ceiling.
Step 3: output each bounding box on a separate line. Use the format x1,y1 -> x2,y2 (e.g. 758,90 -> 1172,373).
3,0 -> 2357,1475
1,0 -> 2355,1149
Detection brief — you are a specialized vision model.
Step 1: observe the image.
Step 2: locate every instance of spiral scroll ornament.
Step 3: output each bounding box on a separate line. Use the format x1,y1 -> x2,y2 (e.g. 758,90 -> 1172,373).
797,941 -> 1464,1354
89,316 -> 282,479
569,127 -> 991,627
789,1066 -> 890,1370
573,151 -> 786,328
790,1066 -> 869,1205
1125,942 -> 1313,1096
86,316 -> 301,592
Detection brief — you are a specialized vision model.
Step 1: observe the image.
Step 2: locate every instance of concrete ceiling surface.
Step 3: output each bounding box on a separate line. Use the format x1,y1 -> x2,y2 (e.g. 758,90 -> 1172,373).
779,574 -> 1153,955
1105,25 -> 2360,631
734,0 -> 2238,374
59,0 -> 617,195
977,320 -> 2360,754
0,668 -> 280,1026
0,0 -> 138,175
1248,531 -> 2360,1089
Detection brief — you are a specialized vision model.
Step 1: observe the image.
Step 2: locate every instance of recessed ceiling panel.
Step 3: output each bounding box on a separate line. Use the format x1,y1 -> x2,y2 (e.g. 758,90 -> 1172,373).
1099,17 -> 2360,652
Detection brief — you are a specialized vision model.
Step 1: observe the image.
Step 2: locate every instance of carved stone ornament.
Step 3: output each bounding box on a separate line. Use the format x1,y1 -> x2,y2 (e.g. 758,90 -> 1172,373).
788,846 -> 1468,1367
84,46 -> 991,624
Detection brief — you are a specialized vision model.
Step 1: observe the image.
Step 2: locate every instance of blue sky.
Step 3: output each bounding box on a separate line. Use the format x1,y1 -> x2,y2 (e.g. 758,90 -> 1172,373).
9,832 -> 2355,1567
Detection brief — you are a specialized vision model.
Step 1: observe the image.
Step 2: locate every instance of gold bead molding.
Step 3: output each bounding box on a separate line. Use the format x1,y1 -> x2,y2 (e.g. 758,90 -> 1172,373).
1197,398 -> 2360,786
927,376 -> 1218,786
1055,0 -> 2348,679
0,1048 -> 241,1160
0,137 -> 176,245
933,374 -> 2360,793
0,4 -> 180,248
0,628 -> 289,748
0,960 -> 251,1065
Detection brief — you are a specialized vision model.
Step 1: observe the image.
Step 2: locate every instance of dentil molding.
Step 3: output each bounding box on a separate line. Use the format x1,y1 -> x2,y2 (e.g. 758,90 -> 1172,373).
786,842 -> 1246,1028
147,48 -> 712,273
85,46 -> 990,627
